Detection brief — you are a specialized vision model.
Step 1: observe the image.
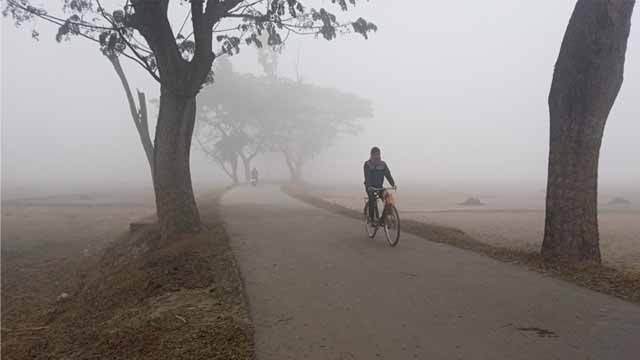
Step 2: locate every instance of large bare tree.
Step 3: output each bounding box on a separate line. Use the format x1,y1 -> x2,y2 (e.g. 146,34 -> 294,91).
5,0 -> 376,241
542,0 -> 635,262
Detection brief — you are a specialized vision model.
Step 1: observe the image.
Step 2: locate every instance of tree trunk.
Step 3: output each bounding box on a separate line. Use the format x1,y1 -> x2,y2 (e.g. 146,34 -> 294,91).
194,134 -> 238,184
282,150 -> 303,183
291,163 -> 303,183
542,0 -> 634,262
218,159 -> 239,184
108,55 -> 155,181
154,90 -> 201,241
282,150 -> 296,182
240,155 -> 252,182
217,159 -> 238,184
130,0 -> 215,241
230,155 -> 240,185
136,91 -> 155,179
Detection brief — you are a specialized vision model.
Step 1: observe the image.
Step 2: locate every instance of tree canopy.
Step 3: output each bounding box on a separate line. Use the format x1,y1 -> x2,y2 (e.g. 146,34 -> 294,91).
5,0 -> 377,89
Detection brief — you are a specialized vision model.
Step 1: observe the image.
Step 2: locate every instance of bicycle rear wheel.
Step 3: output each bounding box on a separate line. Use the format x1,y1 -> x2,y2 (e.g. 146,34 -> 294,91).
363,203 -> 377,238
383,205 -> 400,246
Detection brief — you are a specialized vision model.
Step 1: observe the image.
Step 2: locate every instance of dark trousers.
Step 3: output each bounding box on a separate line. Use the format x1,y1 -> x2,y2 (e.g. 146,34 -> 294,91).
365,186 -> 382,221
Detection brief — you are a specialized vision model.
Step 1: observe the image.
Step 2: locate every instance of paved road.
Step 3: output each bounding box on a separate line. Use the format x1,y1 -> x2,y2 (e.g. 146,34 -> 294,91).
221,185 -> 640,360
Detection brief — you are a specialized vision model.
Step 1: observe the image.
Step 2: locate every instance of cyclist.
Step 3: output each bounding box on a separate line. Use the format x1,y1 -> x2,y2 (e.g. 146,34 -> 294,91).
250,167 -> 259,185
364,146 -> 396,224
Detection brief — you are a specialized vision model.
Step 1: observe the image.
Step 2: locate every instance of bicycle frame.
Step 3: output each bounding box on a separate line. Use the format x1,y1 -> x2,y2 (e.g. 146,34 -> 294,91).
366,187 -> 396,223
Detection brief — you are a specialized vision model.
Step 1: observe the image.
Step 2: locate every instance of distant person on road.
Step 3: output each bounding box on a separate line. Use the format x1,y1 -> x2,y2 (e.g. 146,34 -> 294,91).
251,167 -> 259,183
364,147 -> 396,223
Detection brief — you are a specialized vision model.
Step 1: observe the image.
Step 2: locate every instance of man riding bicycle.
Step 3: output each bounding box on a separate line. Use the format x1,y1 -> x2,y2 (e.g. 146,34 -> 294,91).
364,146 -> 396,224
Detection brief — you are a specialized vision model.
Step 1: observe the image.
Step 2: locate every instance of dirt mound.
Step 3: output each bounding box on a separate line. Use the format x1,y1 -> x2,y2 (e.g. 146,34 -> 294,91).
608,197 -> 632,206
459,197 -> 485,206
1,198 -> 254,360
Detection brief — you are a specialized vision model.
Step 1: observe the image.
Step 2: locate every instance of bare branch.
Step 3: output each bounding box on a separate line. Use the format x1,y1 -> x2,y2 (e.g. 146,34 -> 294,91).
177,8 -> 192,36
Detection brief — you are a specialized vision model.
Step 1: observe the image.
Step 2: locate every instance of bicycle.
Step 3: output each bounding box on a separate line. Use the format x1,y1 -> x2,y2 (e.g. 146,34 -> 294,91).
363,187 -> 400,246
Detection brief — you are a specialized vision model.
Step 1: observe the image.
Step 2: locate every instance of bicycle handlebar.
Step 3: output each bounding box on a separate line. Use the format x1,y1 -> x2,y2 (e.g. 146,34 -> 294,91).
368,186 -> 396,191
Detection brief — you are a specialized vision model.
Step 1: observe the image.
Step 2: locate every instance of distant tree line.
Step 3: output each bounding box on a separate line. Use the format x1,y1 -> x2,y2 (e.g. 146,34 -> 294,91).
195,56 -> 372,184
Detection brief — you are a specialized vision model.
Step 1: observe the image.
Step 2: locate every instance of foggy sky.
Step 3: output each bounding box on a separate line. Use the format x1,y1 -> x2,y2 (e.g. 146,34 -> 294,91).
2,1 -> 639,193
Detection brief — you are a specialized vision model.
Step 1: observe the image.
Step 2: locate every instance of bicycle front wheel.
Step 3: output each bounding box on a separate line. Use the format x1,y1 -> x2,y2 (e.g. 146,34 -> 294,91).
383,205 -> 400,246
364,203 -> 377,238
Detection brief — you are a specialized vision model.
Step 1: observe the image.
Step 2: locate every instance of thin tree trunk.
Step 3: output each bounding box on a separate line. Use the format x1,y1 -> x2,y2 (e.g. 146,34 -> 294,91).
108,55 -> 155,180
136,91 -> 155,178
542,0 -> 634,262
230,155 -> 240,184
282,149 -> 303,183
241,139 -> 263,182
216,159 -> 236,182
240,154 -> 252,182
292,161 -> 303,183
194,134 -> 238,184
282,149 -> 297,182
219,159 -> 238,184
154,90 -> 201,241
292,153 -> 305,183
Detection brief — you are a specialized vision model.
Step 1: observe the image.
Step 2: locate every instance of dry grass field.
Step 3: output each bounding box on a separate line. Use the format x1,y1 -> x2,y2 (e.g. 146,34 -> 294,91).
309,183 -> 640,271
1,185 -> 255,359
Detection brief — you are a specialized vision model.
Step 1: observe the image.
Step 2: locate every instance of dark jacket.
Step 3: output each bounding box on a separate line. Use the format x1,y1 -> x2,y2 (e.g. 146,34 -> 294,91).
364,160 -> 395,189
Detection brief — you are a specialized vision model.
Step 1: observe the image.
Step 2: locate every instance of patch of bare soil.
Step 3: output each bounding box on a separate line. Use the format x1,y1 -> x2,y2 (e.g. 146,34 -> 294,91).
1,191 -> 254,359
284,184 -> 640,304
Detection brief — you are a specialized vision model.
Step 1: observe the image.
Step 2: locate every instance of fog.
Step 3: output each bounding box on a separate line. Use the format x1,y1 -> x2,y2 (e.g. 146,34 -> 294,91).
2,0 -> 639,195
